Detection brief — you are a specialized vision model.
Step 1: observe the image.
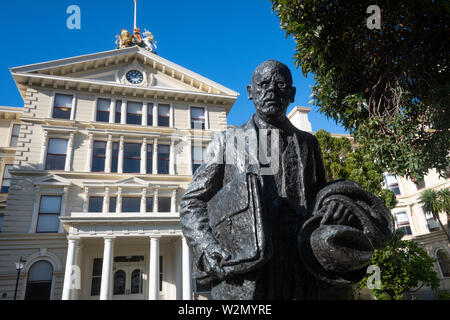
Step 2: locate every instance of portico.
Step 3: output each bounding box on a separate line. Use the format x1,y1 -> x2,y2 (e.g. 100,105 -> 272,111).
60,224 -> 192,300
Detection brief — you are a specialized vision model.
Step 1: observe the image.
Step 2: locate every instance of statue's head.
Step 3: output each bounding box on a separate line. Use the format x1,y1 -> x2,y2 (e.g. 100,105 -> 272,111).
247,59 -> 296,123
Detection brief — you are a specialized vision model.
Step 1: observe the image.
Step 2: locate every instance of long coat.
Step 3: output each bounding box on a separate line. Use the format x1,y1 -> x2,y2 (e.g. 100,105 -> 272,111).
180,115 -> 356,299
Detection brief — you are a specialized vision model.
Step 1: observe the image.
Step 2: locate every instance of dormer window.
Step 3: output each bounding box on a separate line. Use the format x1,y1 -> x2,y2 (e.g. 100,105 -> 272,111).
53,94 -> 73,119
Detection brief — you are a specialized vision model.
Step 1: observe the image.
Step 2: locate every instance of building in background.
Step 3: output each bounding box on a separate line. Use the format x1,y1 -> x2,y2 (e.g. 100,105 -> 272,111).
0,44 -> 238,300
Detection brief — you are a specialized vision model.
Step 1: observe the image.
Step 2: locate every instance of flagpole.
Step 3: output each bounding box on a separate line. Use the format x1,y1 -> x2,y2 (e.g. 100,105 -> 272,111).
134,0 -> 137,30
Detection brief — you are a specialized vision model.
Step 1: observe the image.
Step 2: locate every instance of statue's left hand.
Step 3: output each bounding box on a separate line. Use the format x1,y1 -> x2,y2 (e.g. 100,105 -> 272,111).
320,200 -> 358,227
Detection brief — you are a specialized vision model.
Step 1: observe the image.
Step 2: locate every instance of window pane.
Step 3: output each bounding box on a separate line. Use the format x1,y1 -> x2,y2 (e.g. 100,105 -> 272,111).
115,100 -> 122,124
36,214 -> 60,233
0,215 -> 3,232
109,196 -> 117,213
158,105 -> 170,127
122,197 -> 140,212
158,145 -> 170,174
124,143 -> 141,173
147,144 -> 153,174
10,124 -> 20,147
159,256 -> 163,292
158,197 -> 171,213
10,136 -> 18,147
192,147 -> 205,161
148,103 -> 153,115
131,269 -> 142,294
2,164 -> 12,180
92,258 -> 103,276
146,197 -> 153,212
92,141 -> 106,172
39,196 -> 61,214
191,107 -> 205,119
25,261 -> 53,301
395,212 -> 409,225
12,124 -> 21,135
89,197 -> 103,213
53,94 -> 73,119
28,261 -> 53,282
127,101 -> 142,125
97,98 -> 111,111
48,139 -> 67,154
114,270 -> 126,295
111,142 -> 119,173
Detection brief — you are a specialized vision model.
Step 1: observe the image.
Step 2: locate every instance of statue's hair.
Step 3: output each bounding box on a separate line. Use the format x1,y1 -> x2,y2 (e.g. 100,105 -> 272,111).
252,59 -> 293,85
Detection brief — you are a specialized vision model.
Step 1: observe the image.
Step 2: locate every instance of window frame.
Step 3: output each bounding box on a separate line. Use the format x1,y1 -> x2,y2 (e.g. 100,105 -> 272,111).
88,196 -> 104,213
9,124 -> 21,147
123,142 -> 141,173
126,101 -> 143,125
121,197 -> 141,213
45,138 -> 68,171
1,164 -> 13,193
157,144 -> 170,174
115,100 -> 122,124
190,107 -> 206,130
52,93 -> 74,120
36,195 -> 62,234
157,104 -> 170,127
92,141 -> 107,172
192,146 -> 206,174
96,98 -> 111,123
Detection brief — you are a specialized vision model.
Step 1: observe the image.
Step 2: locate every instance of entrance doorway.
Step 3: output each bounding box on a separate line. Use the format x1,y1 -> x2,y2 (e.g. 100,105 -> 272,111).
112,256 -> 145,300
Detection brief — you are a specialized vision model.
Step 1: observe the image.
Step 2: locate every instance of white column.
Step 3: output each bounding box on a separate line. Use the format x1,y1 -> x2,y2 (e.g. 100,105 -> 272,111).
58,186 -> 69,233
103,187 -> 110,213
65,133 -> 74,172
142,103 -> 148,126
109,99 -> 116,124
149,236 -> 160,300
118,136 -> 124,174
82,187 -> 89,213
70,95 -> 77,121
204,106 -> 209,130
153,189 -> 159,213
171,189 -> 177,213
62,237 -> 79,300
169,140 -> 175,175
105,135 -> 112,173
152,104 -> 158,127
182,237 -> 192,300
85,133 -> 94,172
116,187 -> 122,213
39,131 -> 48,170
121,99 -> 127,124
140,138 -> 147,174
152,138 -> 158,174
169,104 -> 174,128
140,188 -> 147,213
100,237 -> 115,300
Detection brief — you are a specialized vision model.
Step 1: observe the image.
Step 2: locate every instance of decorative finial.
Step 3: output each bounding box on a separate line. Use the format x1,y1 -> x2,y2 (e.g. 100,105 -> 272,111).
115,0 -> 158,53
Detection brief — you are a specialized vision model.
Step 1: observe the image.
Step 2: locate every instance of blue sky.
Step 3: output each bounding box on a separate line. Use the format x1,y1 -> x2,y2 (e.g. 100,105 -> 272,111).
0,0 -> 347,134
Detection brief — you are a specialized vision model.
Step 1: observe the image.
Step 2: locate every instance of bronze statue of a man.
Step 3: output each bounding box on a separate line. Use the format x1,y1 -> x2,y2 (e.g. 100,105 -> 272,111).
180,60 -> 394,300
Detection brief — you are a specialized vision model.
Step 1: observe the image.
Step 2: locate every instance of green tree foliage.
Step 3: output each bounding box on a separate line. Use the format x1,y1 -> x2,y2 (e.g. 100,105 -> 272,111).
358,229 -> 441,300
316,129 -> 397,209
419,188 -> 450,242
271,0 -> 450,180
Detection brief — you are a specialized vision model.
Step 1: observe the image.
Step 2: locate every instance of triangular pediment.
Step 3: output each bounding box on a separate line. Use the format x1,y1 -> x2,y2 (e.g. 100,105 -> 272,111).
115,176 -> 149,187
10,47 -> 239,102
34,174 -> 71,186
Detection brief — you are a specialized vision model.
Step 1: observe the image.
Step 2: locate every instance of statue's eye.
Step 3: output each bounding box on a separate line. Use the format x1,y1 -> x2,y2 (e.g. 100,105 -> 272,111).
277,81 -> 286,88
259,81 -> 269,88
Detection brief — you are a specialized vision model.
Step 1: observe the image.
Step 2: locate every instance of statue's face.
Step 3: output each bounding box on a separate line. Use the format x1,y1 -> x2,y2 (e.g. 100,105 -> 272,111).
247,60 -> 296,122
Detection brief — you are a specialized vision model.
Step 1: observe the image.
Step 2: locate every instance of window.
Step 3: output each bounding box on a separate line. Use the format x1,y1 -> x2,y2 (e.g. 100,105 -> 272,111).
416,179 -> 425,190
191,107 -> 205,130
0,214 -> 4,232
192,146 -> 206,174
131,269 -> 143,294
88,196 -> 103,213
385,174 -> 400,195
123,143 -> 141,173
158,197 -> 171,213
91,258 -> 103,296
45,139 -> 67,170
146,197 -> 154,212
395,212 -> 412,236
425,212 -> 440,232
25,261 -> 53,300
53,94 -> 73,119
36,196 -> 61,233
127,101 -> 143,125
96,98 -> 111,122
159,256 -> 163,292
158,104 -> 170,127
157,145 -> 170,174
122,197 -> 140,213
111,142 -> 119,173
147,144 -> 153,174
436,250 -> 450,277
10,124 -> 20,147
113,270 -> 126,295
92,141 -> 106,172
1,164 -> 13,193
109,196 -> 117,213
115,100 -> 122,124
147,103 -> 153,126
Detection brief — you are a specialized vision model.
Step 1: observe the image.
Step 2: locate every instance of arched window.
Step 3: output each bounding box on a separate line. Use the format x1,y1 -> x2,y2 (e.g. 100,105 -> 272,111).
25,261 -> 53,300
436,250 -> 450,277
131,269 -> 143,294
113,270 -> 126,295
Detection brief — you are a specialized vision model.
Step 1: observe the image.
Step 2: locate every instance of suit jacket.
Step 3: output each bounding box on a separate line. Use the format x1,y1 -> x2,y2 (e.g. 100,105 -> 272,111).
180,115 -> 332,299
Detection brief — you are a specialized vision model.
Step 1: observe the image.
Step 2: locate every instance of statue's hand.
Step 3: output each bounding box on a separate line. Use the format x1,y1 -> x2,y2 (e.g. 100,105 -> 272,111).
320,200 -> 359,227
202,244 -> 231,280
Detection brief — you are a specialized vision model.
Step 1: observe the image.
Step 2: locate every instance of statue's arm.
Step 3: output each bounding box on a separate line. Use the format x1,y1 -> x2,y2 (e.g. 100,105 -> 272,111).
180,132 -> 226,270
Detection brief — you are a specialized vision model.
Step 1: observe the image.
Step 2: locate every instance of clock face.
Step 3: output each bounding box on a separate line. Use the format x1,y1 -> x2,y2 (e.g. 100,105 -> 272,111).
126,70 -> 144,84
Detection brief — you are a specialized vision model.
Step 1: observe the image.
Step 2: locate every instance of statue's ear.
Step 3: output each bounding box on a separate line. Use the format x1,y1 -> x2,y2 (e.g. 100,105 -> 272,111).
247,85 -> 253,100
290,86 -> 296,103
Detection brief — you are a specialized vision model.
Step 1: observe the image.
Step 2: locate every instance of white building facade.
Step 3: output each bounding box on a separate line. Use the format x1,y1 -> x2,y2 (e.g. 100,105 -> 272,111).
0,46 -> 237,300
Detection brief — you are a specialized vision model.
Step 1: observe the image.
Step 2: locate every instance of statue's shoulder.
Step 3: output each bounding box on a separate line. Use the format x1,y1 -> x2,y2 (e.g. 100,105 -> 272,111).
291,125 -> 319,146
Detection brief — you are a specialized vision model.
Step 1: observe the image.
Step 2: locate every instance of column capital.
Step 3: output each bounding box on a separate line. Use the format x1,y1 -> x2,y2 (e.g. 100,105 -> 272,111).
149,235 -> 161,240
103,236 -> 116,241
67,236 -> 80,242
